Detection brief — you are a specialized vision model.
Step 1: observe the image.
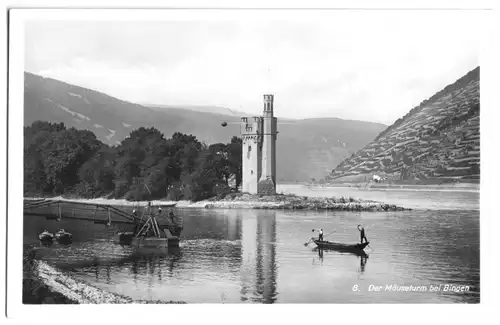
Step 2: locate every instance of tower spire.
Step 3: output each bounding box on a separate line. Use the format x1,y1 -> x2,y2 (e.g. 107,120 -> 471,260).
258,94 -> 277,195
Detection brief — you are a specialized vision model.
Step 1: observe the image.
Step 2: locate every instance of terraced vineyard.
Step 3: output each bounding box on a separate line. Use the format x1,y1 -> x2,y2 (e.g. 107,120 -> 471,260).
326,67 -> 480,183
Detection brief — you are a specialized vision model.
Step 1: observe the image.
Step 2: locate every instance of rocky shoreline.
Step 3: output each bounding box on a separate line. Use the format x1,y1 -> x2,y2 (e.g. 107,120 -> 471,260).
25,193 -> 410,211
23,248 -> 185,304
202,193 -> 410,211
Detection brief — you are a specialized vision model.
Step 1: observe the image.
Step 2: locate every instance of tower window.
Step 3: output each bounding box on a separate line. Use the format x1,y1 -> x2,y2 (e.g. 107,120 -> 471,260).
247,145 -> 251,159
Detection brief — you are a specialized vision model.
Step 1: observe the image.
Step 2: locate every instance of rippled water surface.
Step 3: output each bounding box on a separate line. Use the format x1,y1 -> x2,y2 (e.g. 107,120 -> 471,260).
24,187 -> 479,303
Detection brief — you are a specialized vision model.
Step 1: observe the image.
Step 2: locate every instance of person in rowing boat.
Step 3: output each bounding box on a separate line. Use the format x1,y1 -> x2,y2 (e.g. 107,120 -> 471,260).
312,228 -> 324,241
357,225 -> 368,244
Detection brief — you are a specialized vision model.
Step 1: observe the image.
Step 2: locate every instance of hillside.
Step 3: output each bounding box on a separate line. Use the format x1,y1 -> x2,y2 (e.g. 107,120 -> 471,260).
24,72 -> 386,182
146,103 -> 250,117
326,67 -> 480,184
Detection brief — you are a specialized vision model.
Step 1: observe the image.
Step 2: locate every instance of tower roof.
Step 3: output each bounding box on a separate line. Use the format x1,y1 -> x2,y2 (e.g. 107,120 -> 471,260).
263,94 -> 274,116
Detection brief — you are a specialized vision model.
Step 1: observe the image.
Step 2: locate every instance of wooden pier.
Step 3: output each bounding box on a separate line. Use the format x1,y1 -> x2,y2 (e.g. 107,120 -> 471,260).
24,198 -> 183,247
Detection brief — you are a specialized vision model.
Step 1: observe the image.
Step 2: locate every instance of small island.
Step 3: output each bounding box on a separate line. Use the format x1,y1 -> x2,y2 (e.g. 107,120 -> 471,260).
25,191 -> 409,212
190,192 -> 409,211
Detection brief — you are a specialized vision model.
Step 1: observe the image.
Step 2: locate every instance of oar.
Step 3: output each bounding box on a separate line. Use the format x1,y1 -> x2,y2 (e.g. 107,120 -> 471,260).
366,243 -> 374,252
305,228 -> 318,246
323,230 -> 336,238
304,229 -> 336,246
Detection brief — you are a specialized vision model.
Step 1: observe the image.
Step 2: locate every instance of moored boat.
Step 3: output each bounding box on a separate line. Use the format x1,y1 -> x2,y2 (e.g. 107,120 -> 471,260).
38,230 -> 54,242
156,203 -> 177,208
55,229 -> 73,243
312,238 -> 369,253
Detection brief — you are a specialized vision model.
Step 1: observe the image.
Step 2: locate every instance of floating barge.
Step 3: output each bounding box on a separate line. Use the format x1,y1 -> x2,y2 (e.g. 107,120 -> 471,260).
131,237 -> 180,248
116,225 -> 182,248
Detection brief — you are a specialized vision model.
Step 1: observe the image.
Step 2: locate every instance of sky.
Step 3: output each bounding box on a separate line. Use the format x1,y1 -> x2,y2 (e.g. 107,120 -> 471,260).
24,10 -> 484,125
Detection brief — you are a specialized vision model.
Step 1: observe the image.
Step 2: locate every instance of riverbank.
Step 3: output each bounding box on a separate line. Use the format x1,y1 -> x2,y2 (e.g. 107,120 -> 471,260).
308,182 -> 479,192
23,247 -> 185,304
25,192 -> 410,211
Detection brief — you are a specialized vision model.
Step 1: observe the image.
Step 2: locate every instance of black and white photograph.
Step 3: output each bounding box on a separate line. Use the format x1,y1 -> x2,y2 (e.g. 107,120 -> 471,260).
4,1 -> 499,322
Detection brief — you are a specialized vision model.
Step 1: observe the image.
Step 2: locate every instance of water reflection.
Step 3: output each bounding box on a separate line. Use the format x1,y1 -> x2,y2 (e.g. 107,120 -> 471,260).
240,210 -> 278,303
31,209 -> 280,303
178,209 -> 242,241
359,255 -> 368,274
24,202 -> 480,303
315,248 -> 369,274
58,247 -> 183,284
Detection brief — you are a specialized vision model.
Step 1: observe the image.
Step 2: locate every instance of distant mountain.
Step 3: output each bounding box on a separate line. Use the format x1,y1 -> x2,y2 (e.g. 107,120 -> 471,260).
146,103 -> 250,117
325,67 -> 480,183
24,72 -> 386,182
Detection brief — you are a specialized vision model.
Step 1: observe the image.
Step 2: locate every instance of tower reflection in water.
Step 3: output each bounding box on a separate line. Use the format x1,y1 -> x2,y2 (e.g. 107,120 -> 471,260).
240,210 -> 278,303
62,210 -> 278,303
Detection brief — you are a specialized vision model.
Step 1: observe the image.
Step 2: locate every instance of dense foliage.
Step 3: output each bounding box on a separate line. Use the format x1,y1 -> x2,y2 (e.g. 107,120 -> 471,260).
24,121 -> 242,201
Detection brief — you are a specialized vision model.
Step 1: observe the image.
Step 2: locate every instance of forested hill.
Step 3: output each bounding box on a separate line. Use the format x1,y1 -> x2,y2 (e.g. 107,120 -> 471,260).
24,72 -> 386,182
326,66 -> 480,184
24,121 -> 242,201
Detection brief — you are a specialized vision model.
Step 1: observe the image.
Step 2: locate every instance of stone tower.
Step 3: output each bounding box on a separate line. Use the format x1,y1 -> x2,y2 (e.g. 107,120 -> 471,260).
240,94 -> 278,194
258,94 -> 277,194
240,115 -> 263,194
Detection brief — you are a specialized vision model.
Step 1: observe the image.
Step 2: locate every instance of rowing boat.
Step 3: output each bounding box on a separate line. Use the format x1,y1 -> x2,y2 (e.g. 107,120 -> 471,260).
312,238 -> 369,253
38,230 -> 54,242
55,229 -> 73,244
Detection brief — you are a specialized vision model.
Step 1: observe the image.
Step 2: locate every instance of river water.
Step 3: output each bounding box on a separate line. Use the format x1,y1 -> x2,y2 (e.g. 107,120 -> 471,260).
23,186 -> 480,303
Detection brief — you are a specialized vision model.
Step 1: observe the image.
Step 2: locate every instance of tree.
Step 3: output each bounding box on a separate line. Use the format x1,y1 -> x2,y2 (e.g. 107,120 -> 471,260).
23,121 -> 243,201
226,136 -> 242,188
78,146 -> 116,197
